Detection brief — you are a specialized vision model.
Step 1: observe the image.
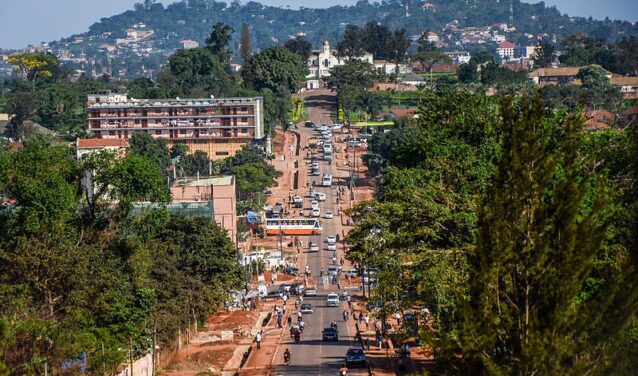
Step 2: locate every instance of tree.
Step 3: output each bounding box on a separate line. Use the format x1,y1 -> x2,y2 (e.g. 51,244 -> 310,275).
577,64 -> 621,109
177,150 -> 211,177
170,143 -> 188,158
161,48 -> 236,97
611,36 -> 638,75
457,62 -> 478,84
559,34 -> 615,69
326,60 -> 378,90
533,39 -> 555,68
414,49 -> 452,84
129,132 -> 171,173
336,25 -> 366,58
283,37 -> 312,64
205,22 -> 234,63
457,95 -> 637,374
8,53 -> 58,82
390,28 -> 411,69
241,47 -> 307,93
239,23 -> 251,63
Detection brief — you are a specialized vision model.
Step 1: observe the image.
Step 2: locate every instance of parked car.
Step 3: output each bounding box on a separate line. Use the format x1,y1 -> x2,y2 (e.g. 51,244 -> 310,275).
300,303 -> 314,314
285,267 -> 299,276
345,269 -> 359,278
328,267 -> 339,276
324,210 -> 334,219
304,288 -> 317,297
345,348 -> 367,367
327,243 -> 337,251
279,282 -> 293,291
314,192 -> 327,201
312,207 -> 321,217
311,200 -> 320,210
326,235 -> 337,244
322,327 -> 339,341
305,121 -> 315,128
266,290 -> 282,299
311,168 -> 321,176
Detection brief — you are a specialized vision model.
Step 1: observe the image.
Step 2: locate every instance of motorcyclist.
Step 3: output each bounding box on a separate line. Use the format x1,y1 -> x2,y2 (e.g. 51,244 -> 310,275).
284,348 -> 292,364
299,320 -> 305,332
339,365 -> 349,375
330,320 -> 338,328
293,329 -> 300,342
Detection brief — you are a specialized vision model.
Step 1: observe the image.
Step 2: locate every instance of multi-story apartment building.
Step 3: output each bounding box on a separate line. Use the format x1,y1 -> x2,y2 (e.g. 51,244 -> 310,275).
86,97 -> 264,159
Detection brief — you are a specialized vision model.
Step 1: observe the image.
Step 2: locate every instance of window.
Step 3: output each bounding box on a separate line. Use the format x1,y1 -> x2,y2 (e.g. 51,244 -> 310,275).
109,131 -> 115,136
179,130 -> 186,134
215,151 -> 229,156
155,130 -> 162,135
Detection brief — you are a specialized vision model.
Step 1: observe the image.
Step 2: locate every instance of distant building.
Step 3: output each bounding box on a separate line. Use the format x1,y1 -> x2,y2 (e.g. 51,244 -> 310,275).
87,92 -> 129,105
180,39 -> 199,49
169,176 -> 237,242
515,45 -> 539,59
424,31 -> 440,44
401,73 -> 425,86
444,51 -> 471,65
306,40 -> 373,79
528,67 -> 611,86
374,60 -> 410,75
497,41 -> 515,60
611,76 -> 638,98
86,96 -> 264,159
76,138 -> 130,159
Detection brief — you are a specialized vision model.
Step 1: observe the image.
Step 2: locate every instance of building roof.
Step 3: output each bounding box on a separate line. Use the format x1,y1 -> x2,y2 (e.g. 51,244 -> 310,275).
498,41 -> 515,49
622,106 -> 638,116
390,108 -> 417,118
528,67 -> 582,78
611,76 -> 638,86
584,110 -> 615,122
174,176 -> 234,187
77,138 -> 130,148
87,97 -> 263,109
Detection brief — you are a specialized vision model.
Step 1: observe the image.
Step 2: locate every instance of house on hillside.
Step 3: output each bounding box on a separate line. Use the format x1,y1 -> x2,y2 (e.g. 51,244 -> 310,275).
76,138 -> 130,159
401,73 -> 425,86
528,67 -> 612,86
497,41 -> 515,60
611,76 -> 638,98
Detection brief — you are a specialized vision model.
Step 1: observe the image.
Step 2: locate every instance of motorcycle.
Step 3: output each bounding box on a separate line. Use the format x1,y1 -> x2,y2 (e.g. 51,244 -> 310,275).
294,333 -> 300,343
283,350 -> 292,364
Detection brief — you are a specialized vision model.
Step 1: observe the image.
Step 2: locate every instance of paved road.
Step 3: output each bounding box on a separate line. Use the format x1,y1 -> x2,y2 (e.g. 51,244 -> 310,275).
274,91 -> 367,375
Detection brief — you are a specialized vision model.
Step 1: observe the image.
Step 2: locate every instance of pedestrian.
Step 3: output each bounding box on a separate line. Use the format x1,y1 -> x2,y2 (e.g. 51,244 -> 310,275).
287,315 -> 292,327
365,315 -> 370,330
255,331 -> 262,349
365,338 -> 371,350
343,309 -> 349,321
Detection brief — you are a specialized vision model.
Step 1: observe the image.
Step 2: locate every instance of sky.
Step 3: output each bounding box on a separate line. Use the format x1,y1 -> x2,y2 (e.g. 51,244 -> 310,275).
1,0 -> 637,49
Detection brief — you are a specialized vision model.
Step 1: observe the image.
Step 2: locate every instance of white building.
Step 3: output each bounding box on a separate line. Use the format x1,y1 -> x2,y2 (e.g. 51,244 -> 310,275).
181,39 -> 199,49
306,40 -> 373,79
374,60 -> 410,75
497,40 -> 515,60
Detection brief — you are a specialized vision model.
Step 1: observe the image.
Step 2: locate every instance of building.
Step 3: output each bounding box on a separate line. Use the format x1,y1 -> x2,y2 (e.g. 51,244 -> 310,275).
424,31 -> 440,44
306,40 -> 373,79
86,96 -> 264,159
169,176 -> 237,242
444,51 -> 471,65
401,73 -> 425,86
497,41 -> 515,60
180,39 -> 199,49
76,138 -> 130,159
515,45 -> 538,59
87,92 -> 129,105
528,67 -> 612,86
611,76 -> 638,98
373,60 -> 410,75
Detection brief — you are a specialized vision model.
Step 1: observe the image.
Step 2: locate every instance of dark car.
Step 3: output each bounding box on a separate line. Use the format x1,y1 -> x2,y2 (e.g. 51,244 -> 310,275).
265,290 -> 282,300
322,327 -> 339,341
345,347 -> 367,367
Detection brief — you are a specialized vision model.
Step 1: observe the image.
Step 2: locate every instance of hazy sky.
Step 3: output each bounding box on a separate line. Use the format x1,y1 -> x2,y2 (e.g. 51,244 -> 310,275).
1,0 -> 637,49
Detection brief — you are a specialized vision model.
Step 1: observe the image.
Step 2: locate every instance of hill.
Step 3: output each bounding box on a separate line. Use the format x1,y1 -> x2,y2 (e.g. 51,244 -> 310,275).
42,0 -> 638,78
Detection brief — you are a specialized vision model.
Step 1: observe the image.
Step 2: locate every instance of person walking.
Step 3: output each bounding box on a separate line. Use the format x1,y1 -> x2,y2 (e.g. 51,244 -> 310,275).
343,309 -> 349,321
364,315 -> 370,330
255,331 -> 262,349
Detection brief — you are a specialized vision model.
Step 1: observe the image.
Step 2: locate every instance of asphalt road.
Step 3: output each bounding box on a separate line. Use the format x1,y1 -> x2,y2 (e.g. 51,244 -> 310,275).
273,91 -> 367,375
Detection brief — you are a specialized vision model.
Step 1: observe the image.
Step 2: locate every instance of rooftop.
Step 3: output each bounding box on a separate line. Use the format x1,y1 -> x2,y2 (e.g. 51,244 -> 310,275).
77,138 -> 130,148
174,176 -> 234,187
88,97 -> 263,109
498,41 -> 515,49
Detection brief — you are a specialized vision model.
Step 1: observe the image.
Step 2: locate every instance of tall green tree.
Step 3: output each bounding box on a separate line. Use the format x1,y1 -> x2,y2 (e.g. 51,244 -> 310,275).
326,60 -> 378,90
205,22 -> 234,64
239,23 -> 252,63
533,39 -> 555,68
336,25 -> 366,59
457,95 -> 637,375
129,132 -> 171,173
241,46 -> 307,93
283,37 -> 313,63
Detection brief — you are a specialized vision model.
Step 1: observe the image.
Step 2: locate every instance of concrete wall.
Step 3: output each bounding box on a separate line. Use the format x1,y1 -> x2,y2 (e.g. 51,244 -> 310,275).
116,354 -> 152,376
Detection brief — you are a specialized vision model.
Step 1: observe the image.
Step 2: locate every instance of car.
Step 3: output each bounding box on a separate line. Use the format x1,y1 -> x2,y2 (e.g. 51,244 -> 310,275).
291,283 -> 305,295
326,235 -> 337,244
327,243 -> 337,251
332,124 -> 343,131
348,140 -> 361,147
345,348 -> 367,367
300,303 -> 314,314
305,121 -> 315,128
358,133 -> 373,139
309,242 -> 319,252
304,288 -> 317,297
311,169 -> 321,176
285,267 -> 300,276
324,210 -> 334,219
293,195 -> 303,208
266,290 -> 282,299
312,208 -> 321,217
327,293 -> 340,307
322,327 -> 339,341
328,266 -> 339,276
278,282 -> 293,292
320,125 -> 330,132
311,200 -> 320,210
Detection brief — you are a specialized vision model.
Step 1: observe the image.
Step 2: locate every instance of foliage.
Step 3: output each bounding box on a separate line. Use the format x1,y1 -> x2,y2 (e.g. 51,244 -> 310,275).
0,139 -> 240,374
129,132 -> 171,173
283,37 -> 313,64
335,21 -> 411,63
533,39 -> 555,68
239,23 -> 251,63
241,46 -> 307,93
7,53 -> 59,82
455,95 -> 637,374
177,150 -> 212,177
326,60 -> 378,91
205,22 -> 234,64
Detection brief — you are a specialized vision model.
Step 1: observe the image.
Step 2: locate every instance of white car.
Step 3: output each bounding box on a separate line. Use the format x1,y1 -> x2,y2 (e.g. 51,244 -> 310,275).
320,125 -> 330,132
327,293 -> 340,307
327,243 -> 337,251
326,235 -> 337,244
311,200 -> 319,210
314,192 -> 327,201
324,210 -> 334,219
300,303 -> 314,314
312,207 -> 321,217
332,124 -> 343,131
309,242 -> 319,252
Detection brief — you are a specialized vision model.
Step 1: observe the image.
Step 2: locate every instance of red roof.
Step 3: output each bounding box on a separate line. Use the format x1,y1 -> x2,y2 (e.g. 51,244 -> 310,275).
498,41 -> 515,49
623,106 -> 638,116
77,139 -> 130,148
584,110 -> 615,122
390,108 -> 417,118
